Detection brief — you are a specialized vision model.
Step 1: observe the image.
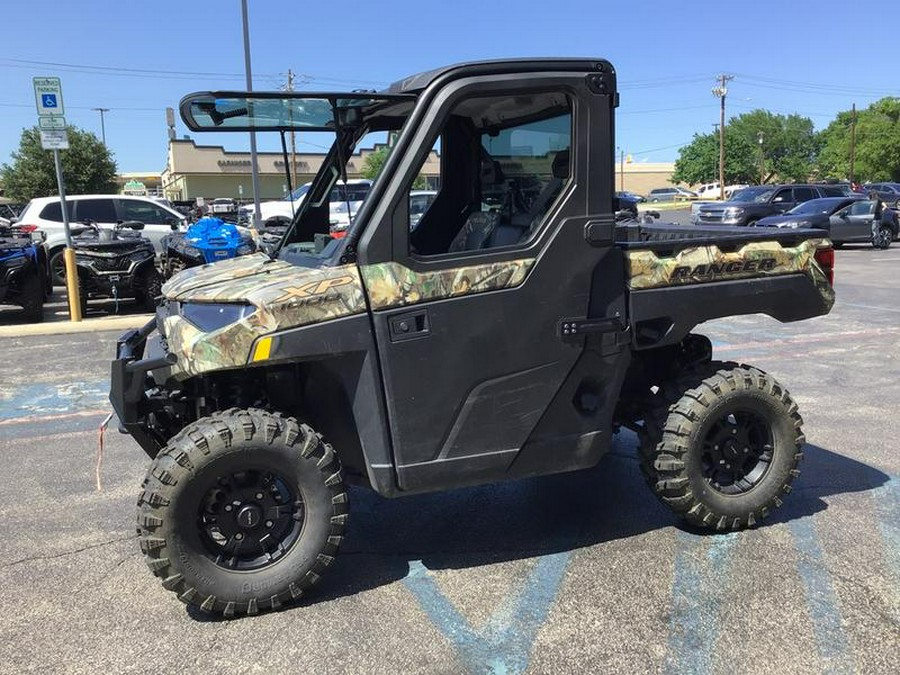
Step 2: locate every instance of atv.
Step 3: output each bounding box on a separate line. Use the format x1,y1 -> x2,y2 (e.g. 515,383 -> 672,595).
0,222 -> 46,322
74,220 -> 163,314
159,216 -> 257,278
111,58 -> 837,617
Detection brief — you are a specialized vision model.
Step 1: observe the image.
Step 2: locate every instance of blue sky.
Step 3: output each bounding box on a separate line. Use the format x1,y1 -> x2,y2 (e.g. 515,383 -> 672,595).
1,0 -> 896,173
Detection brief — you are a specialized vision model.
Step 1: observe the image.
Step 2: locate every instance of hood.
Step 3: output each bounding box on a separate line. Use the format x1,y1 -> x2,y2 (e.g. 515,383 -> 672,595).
755,214 -> 822,228
160,255 -> 367,379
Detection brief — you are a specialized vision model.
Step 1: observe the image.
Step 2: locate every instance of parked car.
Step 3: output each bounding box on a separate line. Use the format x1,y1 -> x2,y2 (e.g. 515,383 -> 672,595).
864,182 -> 900,208
647,186 -> 698,202
615,190 -> 645,203
15,195 -> 186,285
692,184 -> 849,226
755,198 -> 897,249
239,179 -> 373,228
210,197 -> 236,215
409,190 -> 438,230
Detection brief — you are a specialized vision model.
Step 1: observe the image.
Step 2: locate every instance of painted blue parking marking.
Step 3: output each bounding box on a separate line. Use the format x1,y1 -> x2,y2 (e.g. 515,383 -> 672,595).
663,530 -> 738,675
0,379 -> 109,421
789,517 -> 855,675
404,550 -> 571,675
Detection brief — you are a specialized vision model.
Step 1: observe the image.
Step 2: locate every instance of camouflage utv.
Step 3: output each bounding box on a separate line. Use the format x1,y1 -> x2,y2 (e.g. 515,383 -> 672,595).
111,59 -> 836,617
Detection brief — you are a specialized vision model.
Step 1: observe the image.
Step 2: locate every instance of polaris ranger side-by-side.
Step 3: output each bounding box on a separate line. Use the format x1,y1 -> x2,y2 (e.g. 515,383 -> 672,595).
110,59 -> 836,616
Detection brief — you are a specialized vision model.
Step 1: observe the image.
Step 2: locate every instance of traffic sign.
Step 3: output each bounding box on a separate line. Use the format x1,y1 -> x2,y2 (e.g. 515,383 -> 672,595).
40,129 -> 69,150
33,77 -> 65,117
39,116 -> 67,130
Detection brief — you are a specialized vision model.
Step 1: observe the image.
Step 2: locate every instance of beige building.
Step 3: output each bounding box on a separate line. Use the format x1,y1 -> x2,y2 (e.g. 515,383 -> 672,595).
615,161 -> 678,196
160,139 -> 440,201
157,139 -> 675,202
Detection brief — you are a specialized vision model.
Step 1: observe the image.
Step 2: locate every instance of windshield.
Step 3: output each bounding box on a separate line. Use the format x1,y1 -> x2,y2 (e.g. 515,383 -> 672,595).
180,93 -> 413,131
788,199 -> 840,215
730,187 -> 774,203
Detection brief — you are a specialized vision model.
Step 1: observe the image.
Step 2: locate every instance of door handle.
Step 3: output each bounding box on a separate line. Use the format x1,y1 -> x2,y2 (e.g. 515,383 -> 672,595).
389,309 -> 430,342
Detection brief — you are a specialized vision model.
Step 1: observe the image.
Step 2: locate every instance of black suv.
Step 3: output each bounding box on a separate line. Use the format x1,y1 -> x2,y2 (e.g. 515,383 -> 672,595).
693,184 -> 847,226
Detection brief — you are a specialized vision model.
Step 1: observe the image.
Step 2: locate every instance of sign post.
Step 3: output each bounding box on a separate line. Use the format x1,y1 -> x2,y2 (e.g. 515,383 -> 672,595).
34,76 -> 80,321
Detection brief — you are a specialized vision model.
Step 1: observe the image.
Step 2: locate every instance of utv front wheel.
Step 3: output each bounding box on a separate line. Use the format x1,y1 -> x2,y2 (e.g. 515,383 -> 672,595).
640,362 -> 804,530
137,409 -> 347,616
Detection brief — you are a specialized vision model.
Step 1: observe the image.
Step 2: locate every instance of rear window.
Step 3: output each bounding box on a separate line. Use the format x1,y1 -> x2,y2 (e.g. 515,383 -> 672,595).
75,198 -> 117,223
38,201 -> 73,222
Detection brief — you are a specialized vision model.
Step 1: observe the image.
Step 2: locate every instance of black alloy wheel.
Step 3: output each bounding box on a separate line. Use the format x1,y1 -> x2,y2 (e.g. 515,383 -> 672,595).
700,409 -> 773,495
198,468 -> 304,571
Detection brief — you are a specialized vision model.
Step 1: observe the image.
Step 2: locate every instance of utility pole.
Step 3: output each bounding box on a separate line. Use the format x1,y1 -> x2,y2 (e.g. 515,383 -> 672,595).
757,131 -> 765,185
240,0 -> 262,228
287,69 -> 298,190
92,107 -> 109,145
849,103 -> 857,185
712,74 -> 734,200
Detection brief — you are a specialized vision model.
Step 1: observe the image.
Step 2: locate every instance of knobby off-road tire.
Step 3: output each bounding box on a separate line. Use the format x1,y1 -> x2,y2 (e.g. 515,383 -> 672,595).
136,408 -> 348,616
18,273 -> 44,322
639,362 -> 804,530
136,268 -> 164,312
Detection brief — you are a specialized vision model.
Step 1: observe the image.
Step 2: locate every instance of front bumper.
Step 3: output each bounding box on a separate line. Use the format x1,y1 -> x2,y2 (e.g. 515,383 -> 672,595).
109,317 -> 177,456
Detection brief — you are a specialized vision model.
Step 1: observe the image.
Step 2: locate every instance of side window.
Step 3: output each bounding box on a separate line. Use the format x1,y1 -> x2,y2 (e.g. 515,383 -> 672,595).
39,201 -> 72,222
407,92 -> 572,256
848,201 -> 875,216
120,200 -> 174,224
773,189 -> 793,203
794,187 -> 816,202
75,199 -> 117,223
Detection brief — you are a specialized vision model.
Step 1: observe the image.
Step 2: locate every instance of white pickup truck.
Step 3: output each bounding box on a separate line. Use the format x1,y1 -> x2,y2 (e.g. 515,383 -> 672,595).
239,179 -> 372,229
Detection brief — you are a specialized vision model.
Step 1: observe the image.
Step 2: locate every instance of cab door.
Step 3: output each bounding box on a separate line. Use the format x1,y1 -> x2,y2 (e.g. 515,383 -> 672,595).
356,68 -> 629,492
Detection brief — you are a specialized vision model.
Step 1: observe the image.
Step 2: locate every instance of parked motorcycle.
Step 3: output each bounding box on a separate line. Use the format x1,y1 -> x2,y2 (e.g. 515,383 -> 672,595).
73,220 -> 163,314
159,216 -> 257,278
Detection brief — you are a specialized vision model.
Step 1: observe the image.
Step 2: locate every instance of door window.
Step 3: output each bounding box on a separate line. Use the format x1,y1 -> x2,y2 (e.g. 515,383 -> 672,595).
772,189 -> 793,203
74,199 -> 117,223
793,187 -> 816,202
120,200 -> 176,224
406,92 -> 572,256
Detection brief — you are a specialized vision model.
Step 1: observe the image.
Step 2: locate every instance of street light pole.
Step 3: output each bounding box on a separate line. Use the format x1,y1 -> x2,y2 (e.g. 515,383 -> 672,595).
240,0 -> 262,229
92,107 -> 109,145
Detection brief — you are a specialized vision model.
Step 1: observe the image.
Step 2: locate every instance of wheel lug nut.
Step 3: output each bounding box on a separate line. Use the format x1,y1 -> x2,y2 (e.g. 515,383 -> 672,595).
235,533 -> 244,540
265,520 -> 273,528
224,505 -> 233,512
255,492 -> 264,500
732,429 -> 737,435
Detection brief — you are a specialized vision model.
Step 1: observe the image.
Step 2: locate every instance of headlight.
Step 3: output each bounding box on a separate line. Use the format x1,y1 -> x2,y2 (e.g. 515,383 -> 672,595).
174,241 -> 203,259
129,249 -> 154,262
724,207 -> 745,217
236,242 -> 255,255
179,302 -> 254,332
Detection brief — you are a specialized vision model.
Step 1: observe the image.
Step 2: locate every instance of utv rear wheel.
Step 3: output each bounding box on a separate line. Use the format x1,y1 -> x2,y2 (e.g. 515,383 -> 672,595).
136,409 -> 347,616
639,362 -> 804,530
18,273 -> 44,322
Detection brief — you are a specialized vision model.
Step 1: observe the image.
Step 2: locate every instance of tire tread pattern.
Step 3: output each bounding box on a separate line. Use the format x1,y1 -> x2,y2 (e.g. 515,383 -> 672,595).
136,408 -> 347,616
638,361 -> 804,530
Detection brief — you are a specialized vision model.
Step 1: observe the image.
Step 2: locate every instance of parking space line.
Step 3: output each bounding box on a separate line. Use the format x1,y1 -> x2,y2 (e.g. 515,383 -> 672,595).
840,302 -> 900,314
788,518 -> 855,674
663,531 -> 738,674
403,551 -> 572,674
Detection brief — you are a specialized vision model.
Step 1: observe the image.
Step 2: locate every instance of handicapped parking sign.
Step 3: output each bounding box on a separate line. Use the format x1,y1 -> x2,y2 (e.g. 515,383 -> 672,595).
33,77 -> 65,116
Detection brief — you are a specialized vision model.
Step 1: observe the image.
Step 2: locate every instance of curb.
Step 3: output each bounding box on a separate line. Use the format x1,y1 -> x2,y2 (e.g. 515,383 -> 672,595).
0,313 -> 152,338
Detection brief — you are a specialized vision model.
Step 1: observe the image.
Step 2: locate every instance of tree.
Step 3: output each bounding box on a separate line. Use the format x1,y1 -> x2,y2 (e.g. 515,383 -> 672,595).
727,110 -> 820,183
360,145 -> 428,189
1,126 -> 117,201
817,98 -> 900,183
673,131 -> 758,185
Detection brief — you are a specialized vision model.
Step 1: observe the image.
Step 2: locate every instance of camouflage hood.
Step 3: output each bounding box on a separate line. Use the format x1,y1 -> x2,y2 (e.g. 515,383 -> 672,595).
160,255 -> 366,379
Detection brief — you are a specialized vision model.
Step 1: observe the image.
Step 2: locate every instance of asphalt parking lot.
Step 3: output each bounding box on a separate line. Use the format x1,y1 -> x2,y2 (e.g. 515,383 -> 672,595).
0,228 -> 897,674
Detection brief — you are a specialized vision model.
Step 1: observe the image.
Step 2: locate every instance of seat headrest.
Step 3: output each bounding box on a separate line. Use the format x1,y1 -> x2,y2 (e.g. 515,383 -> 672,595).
552,149 -> 570,180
